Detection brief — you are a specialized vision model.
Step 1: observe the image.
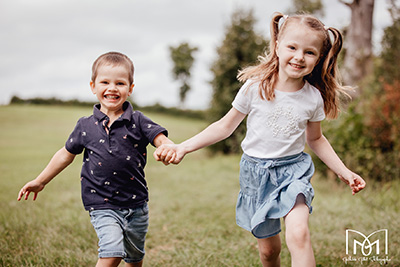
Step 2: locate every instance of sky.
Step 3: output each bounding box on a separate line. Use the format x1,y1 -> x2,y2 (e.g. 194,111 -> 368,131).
0,0 -> 393,109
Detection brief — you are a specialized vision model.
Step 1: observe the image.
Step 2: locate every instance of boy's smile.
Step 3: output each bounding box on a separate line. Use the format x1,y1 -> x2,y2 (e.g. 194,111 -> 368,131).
90,64 -> 134,118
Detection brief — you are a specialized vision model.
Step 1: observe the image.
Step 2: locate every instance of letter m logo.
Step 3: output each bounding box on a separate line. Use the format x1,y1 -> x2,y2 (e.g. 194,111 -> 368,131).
346,229 -> 388,256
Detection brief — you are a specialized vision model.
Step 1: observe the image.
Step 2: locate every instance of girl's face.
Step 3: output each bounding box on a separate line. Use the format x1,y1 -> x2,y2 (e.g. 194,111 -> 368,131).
90,64 -> 134,116
276,23 -> 323,85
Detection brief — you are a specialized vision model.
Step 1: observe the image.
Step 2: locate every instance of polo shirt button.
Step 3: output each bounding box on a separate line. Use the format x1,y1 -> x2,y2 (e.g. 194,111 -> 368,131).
109,150 -> 112,153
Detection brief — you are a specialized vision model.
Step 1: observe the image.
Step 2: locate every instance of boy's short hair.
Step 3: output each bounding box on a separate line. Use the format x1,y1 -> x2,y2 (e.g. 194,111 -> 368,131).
91,52 -> 134,85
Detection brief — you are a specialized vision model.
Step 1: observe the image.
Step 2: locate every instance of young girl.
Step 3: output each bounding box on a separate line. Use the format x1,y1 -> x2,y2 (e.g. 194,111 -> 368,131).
155,12 -> 366,267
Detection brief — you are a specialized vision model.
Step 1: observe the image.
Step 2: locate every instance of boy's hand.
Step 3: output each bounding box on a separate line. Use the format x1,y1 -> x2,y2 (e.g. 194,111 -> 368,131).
17,180 -> 45,201
338,171 -> 366,195
154,144 -> 184,165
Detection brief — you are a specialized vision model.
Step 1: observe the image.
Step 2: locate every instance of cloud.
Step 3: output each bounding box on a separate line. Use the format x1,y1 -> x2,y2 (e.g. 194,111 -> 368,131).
0,0 -> 393,108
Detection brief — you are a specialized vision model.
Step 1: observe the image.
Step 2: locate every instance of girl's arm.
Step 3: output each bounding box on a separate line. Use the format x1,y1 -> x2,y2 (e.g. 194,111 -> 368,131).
155,107 -> 246,164
17,147 -> 76,201
306,121 -> 366,195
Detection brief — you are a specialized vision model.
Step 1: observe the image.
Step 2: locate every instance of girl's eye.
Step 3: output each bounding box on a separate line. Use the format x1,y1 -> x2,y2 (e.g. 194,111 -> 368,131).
306,51 -> 315,55
288,46 -> 295,50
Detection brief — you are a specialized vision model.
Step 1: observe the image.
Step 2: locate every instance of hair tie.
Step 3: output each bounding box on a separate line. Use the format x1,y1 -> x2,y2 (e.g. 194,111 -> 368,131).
324,26 -> 329,31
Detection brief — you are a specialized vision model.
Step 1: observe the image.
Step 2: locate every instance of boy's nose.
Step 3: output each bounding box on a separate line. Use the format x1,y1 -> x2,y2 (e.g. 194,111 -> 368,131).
108,83 -> 117,90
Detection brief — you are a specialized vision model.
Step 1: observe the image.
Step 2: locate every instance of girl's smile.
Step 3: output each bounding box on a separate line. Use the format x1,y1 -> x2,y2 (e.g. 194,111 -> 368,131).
275,23 -> 323,90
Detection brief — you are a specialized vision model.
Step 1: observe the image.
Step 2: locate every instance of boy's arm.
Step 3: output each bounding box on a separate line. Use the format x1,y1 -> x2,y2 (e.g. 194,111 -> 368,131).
306,121 -> 366,195
155,107 -> 246,164
17,147 -> 76,201
153,132 -> 174,147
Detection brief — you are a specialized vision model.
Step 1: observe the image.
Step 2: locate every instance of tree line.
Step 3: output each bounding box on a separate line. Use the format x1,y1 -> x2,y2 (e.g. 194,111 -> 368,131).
169,0 -> 399,181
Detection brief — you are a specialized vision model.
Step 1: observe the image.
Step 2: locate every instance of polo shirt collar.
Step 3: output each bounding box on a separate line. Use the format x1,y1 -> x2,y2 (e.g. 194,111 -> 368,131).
93,101 -> 133,122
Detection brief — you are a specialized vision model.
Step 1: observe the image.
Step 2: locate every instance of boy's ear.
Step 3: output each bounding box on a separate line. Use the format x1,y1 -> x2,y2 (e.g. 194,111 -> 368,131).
90,81 -> 96,94
129,84 -> 135,96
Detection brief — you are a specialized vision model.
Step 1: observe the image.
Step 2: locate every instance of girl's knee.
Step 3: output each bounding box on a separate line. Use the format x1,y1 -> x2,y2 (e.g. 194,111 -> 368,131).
259,245 -> 281,262
258,235 -> 281,262
286,224 -> 311,249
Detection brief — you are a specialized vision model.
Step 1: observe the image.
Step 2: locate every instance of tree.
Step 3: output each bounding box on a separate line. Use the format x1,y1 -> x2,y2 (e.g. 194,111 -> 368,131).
208,9 -> 267,153
339,0 -> 375,93
314,2 -> 400,181
287,0 -> 324,16
169,43 -> 198,107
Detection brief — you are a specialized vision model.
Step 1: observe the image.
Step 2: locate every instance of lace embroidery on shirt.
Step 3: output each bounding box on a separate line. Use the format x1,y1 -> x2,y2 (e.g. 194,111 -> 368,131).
266,105 -> 300,137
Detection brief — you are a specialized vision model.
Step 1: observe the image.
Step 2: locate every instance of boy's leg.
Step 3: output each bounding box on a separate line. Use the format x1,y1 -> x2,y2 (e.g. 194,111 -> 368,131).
90,210 -> 127,264
257,234 -> 281,267
284,194 -> 315,267
96,257 -> 122,267
125,260 -> 143,267
123,204 -> 149,265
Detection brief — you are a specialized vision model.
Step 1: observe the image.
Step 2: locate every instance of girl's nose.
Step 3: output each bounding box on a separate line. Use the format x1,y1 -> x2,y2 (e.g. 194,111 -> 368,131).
294,51 -> 305,61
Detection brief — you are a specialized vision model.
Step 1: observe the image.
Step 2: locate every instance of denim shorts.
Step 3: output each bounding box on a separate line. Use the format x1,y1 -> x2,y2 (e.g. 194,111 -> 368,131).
236,153 -> 314,239
89,203 -> 149,263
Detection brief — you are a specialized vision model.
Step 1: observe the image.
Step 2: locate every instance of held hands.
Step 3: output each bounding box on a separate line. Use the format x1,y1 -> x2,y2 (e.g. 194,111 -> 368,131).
17,179 -> 46,201
338,171 -> 366,195
153,144 -> 185,165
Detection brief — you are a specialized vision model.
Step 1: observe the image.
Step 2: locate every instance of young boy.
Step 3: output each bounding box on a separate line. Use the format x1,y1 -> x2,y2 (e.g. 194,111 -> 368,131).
17,51 -> 173,267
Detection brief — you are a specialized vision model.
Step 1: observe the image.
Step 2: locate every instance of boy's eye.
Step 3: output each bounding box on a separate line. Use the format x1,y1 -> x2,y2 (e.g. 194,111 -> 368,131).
100,81 -> 109,84
117,82 -> 126,86
288,46 -> 295,50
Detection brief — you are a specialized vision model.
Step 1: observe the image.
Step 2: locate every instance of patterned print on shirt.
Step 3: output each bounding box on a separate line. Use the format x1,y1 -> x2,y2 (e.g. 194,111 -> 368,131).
266,105 -> 300,137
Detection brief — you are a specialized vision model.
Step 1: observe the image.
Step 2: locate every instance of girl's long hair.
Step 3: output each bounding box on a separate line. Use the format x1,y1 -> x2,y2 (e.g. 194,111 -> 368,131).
237,12 -> 350,119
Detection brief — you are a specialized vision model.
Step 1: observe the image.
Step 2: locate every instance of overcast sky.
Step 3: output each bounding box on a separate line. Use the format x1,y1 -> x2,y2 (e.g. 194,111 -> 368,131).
0,0 -> 393,109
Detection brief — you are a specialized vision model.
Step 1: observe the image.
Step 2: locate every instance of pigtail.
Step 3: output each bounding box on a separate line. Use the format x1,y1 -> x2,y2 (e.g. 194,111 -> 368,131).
238,12 -> 285,100
309,27 -> 350,119
324,28 -> 342,79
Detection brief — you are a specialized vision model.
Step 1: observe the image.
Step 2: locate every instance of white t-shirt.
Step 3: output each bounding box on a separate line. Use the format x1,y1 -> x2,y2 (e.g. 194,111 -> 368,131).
232,80 -> 325,158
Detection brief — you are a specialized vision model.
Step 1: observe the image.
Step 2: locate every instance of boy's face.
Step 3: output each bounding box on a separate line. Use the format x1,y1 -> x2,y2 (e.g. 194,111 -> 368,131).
90,64 -> 134,116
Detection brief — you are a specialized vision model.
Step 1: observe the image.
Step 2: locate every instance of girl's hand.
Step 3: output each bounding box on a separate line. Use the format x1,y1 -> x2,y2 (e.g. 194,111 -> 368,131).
338,171 -> 366,195
17,179 -> 46,201
154,144 -> 185,165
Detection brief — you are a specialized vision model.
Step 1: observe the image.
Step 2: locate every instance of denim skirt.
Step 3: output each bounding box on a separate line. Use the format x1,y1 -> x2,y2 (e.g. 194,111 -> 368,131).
236,152 -> 314,239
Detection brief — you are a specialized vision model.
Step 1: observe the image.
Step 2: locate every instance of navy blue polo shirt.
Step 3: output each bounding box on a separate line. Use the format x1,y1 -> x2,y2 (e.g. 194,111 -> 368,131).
65,102 -> 167,211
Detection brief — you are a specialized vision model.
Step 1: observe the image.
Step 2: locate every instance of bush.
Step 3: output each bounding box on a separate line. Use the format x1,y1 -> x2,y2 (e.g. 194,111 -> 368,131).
314,79 -> 400,182
314,7 -> 400,182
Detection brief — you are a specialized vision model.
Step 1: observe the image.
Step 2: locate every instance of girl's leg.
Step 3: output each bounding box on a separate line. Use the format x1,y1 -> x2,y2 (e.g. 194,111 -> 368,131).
257,234 -> 281,267
284,194 -> 315,267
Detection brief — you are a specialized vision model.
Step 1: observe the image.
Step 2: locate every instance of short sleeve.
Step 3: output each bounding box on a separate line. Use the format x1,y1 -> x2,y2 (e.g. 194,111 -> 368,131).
309,92 -> 326,122
65,118 -> 85,155
136,111 -> 168,146
232,80 -> 253,115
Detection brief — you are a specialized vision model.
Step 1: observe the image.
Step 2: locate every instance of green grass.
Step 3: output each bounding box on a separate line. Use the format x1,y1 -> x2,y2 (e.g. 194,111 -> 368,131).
1,105 -> 399,266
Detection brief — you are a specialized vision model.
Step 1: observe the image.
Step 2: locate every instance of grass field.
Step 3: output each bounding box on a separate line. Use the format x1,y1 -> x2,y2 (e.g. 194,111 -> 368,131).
1,105 -> 399,266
